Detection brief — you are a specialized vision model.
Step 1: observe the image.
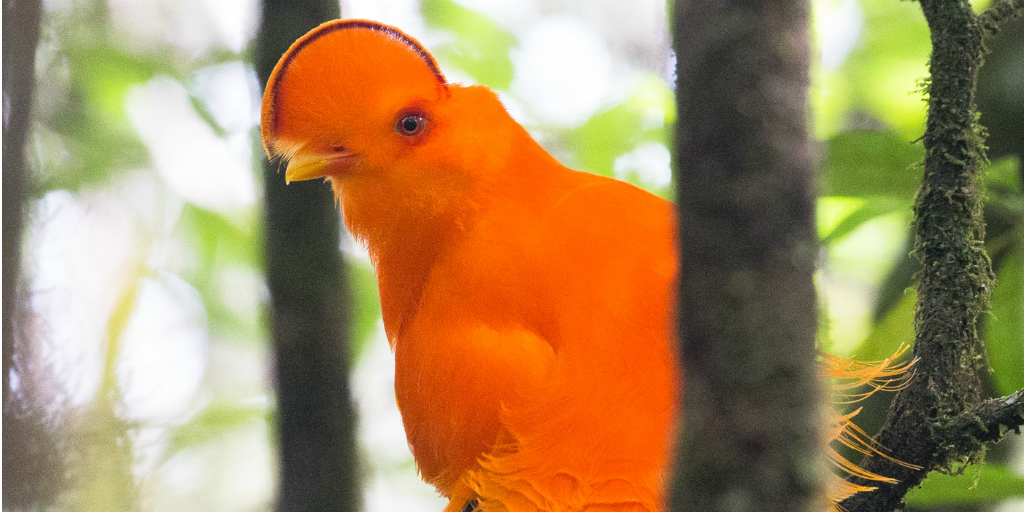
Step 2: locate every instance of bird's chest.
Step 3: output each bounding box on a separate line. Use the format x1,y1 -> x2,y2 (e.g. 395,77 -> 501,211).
389,270 -> 558,495
391,317 -> 507,495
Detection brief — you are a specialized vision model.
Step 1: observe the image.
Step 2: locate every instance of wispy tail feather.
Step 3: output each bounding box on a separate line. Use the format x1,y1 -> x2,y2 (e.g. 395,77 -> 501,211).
823,346 -> 920,506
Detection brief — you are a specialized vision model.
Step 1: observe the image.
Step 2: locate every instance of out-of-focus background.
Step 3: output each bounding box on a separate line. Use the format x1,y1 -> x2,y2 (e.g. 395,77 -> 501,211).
4,0 -> 1022,510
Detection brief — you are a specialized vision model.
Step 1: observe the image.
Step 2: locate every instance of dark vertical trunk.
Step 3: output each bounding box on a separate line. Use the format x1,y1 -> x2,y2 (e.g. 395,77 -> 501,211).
670,0 -> 824,510
3,0 -> 55,508
3,0 -> 41,414
254,3 -> 359,512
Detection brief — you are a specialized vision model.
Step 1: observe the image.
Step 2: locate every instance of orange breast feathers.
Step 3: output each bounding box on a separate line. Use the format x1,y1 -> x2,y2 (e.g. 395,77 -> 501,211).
261,20 -> 910,512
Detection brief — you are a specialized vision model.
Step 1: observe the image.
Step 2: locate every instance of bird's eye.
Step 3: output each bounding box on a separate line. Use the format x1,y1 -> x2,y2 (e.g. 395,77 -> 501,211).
397,115 -> 425,136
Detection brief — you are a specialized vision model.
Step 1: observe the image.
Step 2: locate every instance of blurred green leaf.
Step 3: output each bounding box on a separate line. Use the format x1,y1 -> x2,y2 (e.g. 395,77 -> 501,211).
838,0 -> 931,136
822,130 -> 923,198
987,236 -> 1024,395
856,287 -> 916,363
33,43 -> 176,193
180,204 -> 261,268
177,205 -> 263,343
168,402 -> 269,453
568,75 -> 673,178
34,122 -> 148,193
907,463 -> 1024,507
348,260 -> 381,360
69,45 -> 173,117
421,0 -> 515,90
187,93 -> 230,138
872,234 -> 918,322
821,197 -> 906,245
987,156 -> 1023,196
982,156 -> 1024,395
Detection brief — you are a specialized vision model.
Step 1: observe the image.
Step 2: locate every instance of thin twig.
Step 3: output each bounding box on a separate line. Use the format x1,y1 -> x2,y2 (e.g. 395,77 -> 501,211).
941,390 -> 1024,447
978,0 -> 1024,35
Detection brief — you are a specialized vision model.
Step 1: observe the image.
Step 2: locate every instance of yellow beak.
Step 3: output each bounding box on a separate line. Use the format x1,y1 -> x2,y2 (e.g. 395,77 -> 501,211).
284,151 -> 358,183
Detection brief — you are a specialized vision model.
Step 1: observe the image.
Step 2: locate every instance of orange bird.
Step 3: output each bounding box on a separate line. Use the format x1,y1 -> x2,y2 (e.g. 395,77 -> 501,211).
261,20 -> 912,511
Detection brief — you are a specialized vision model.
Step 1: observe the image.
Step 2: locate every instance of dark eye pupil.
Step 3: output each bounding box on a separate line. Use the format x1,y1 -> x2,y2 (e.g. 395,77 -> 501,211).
402,116 -> 419,133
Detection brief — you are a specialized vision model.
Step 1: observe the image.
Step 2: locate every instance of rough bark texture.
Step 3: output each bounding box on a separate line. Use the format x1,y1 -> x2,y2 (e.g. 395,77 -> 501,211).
3,0 -> 55,508
3,0 -> 41,413
670,0 -> 825,510
979,0 -> 1023,34
840,0 -> 1024,511
254,4 -> 359,512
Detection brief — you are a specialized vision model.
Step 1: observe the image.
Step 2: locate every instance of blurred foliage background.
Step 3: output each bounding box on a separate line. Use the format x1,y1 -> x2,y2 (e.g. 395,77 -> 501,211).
4,0 -> 1022,510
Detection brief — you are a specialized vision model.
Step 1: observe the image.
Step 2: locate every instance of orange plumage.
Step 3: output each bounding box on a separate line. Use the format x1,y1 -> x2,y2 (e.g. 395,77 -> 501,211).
261,20 -> 911,511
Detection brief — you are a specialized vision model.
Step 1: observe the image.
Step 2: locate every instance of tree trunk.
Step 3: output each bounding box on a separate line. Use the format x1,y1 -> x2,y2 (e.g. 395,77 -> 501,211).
670,0 -> 825,510
3,0 -> 41,414
3,0 -> 60,509
254,3 -> 359,511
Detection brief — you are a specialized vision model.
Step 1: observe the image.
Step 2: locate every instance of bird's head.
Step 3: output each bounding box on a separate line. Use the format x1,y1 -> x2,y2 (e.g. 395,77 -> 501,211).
261,20 -> 455,184
261,19 -> 548,251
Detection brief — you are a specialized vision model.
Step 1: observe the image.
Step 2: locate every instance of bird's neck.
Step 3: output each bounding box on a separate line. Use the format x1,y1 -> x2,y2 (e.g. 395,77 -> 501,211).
336,175 -> 480,343
334,89 -> 557,341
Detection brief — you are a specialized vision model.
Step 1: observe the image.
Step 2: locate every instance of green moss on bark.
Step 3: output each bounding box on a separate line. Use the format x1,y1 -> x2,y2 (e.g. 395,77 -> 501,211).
840,1 -> 1024,511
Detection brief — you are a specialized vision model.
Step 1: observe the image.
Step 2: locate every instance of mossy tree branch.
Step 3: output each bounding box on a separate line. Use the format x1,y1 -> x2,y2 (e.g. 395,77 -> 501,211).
939,390 -> 1024,447
978,0 -> 1023,35
839,0 -> 1023,510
